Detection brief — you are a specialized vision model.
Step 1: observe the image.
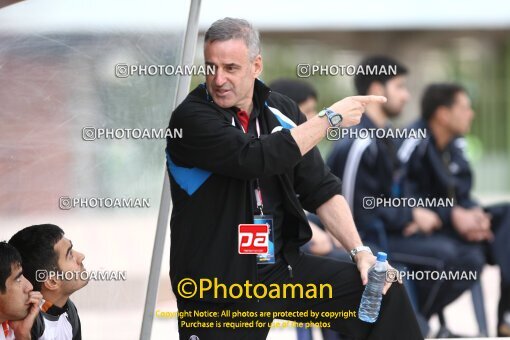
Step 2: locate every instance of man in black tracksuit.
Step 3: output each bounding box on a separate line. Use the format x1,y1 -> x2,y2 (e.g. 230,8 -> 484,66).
166,18 -> 422,340
326,57 -> 482,333
401,83 -> 510,336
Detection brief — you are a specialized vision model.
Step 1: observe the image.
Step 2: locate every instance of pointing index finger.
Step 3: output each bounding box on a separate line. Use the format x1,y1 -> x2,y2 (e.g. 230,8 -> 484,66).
350,95 -> 387,104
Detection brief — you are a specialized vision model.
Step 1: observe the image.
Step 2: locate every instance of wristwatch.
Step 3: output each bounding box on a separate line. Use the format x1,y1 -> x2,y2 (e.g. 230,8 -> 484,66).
318,108 -> 343,127
349,245 -> 373,262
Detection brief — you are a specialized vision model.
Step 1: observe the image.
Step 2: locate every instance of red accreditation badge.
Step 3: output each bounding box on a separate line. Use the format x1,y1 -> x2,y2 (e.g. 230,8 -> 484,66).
238,224 -> 269,254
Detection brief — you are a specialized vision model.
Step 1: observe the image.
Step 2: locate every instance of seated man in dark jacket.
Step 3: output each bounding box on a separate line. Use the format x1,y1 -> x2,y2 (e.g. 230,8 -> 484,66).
327,56 -> 483,336
166,17 -> 422,340
401,83 -> 510,337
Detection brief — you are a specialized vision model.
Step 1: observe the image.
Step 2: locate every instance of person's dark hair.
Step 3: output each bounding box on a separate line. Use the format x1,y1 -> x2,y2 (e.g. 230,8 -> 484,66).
269,79 -> 318,105
8,224 -> 64,291
421,83 -> 466,122
354,55 -> 408,95
0,241 -> 22,294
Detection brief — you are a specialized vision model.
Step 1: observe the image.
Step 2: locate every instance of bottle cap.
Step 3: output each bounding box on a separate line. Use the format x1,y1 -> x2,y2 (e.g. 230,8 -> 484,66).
376,252 -> 387,262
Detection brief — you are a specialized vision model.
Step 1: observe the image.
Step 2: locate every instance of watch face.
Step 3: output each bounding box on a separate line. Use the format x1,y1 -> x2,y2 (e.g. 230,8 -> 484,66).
331,115 -> 342,126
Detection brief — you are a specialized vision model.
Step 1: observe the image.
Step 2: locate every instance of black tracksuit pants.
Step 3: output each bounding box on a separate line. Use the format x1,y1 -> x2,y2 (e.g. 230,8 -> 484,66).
483,203 -> 510,326
177,252 -> 423,340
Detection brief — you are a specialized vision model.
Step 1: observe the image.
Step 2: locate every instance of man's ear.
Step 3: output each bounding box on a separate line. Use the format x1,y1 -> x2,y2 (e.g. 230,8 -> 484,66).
434,106 -> 450,125
252,55 -> 263,78
367,82 -> 385,96
43,277 -> 59,292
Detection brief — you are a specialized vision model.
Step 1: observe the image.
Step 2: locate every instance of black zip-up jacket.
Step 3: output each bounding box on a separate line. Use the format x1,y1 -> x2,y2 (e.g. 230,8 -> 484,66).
165,79 -> 341,301
327,115 -> 413,235
399,119 -> 478,229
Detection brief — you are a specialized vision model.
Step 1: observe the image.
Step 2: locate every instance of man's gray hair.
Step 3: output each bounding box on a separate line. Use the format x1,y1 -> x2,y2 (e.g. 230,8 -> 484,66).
204,17 -> 261,61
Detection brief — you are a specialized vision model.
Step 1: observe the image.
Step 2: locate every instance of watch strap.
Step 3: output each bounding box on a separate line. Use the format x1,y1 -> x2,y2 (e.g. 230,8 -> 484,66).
318,108 -> 343,127
349,245 -> 373,261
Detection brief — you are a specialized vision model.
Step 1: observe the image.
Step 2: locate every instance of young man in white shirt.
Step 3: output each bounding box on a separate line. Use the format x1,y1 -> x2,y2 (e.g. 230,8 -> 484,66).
9,225 -> 87,340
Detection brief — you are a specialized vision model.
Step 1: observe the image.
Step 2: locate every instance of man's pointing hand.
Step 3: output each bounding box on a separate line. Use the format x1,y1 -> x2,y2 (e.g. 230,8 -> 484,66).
329,95 -> 387,127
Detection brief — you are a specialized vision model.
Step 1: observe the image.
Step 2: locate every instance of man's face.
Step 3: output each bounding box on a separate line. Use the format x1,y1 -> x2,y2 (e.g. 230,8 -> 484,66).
204,39 -> 262,110
299,97 -> 318,120
0,264 -> 33,321
53,238 -> 88,294
445,92 -> 474,135
382,75 -> 410,118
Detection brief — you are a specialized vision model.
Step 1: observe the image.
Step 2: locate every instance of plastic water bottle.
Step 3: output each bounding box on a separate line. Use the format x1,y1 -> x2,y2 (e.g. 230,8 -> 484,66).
358,252 -> 388,323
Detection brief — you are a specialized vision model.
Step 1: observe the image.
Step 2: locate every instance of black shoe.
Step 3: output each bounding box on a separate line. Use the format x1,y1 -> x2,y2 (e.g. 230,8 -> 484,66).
435,326 -> 463,338
435,327 -> 485,338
